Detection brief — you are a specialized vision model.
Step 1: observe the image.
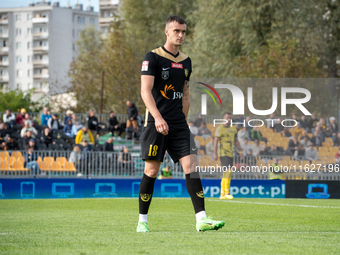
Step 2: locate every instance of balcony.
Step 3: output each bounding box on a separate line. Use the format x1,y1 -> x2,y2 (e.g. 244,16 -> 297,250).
99,17 -> 114,24
0,47 -> 9,54
0,60 -> 9,66
33,59 -> 49,66
0,75 -> 9,82
33,73 -> 49,79
0,33 -> 9,38
33,32 -> 49,38
33,45 -> 49,52
32,17 -> 49,24
100,0 -> 119,6
0,19 -> 8,24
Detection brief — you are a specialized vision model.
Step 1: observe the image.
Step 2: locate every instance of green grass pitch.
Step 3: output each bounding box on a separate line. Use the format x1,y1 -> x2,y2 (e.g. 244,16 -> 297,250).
0,198 -> 339,254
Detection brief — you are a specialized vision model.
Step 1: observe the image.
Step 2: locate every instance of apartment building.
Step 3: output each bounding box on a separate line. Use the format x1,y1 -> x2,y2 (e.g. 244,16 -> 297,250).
0,1 -> 99,100
99,0 -> 119,35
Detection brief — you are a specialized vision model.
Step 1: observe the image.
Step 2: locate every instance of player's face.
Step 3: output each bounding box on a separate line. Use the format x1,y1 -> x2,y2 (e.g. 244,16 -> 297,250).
223,114 -> 232,127
165,22 -> 186,47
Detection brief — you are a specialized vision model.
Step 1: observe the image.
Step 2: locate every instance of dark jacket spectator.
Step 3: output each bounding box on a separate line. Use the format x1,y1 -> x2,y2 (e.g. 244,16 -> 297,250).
269,145 -> 281,157
288,136 -> 299,153
64,110 -> 73,125
87,110 -> 100,134
48,114 -> 63,130
325,124 -> 333,138
273,118 -> 284,133
194,113 -> 204,127
294,144 -> 306,160
198,122 -> 211,137
41,128 -> 54,148
127,101 -> 138,120
299,115 -> 309,130
24,138 -> 38,150
103,137 -> 114,152
108,111 -> 123,136
311,131 -> 323,147
0,123 -> 10,139
333,133 -> 340,147
63,119 -> 73,138
308,113 -> 319,131
6,136 -> 18,150
250,127 -> 262,141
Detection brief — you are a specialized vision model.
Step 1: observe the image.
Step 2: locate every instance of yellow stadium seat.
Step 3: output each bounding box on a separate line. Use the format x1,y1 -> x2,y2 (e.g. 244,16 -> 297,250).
195,136 -> 204,146
325,138 -> 334,146
198,149 -> 205,155
322,142 -> 331,148
12,151 -> 23,159
0,161 -> 12,171
64,162 -> 77,171
0,151 -> 9,160
50,162 -> 63,171
329,147 -> 339,155
56,157 -> 68,167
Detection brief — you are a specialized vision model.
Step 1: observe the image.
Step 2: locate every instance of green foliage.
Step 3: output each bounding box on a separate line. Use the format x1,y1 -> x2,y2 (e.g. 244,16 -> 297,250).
0,89 -> 43,112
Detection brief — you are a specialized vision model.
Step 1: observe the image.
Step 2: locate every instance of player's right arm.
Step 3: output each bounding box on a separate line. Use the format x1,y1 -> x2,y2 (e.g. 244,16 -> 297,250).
141,75 -> 169,135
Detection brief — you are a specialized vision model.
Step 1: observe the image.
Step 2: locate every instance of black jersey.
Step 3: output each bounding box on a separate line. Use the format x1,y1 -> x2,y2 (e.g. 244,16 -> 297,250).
141,46 -> 192,127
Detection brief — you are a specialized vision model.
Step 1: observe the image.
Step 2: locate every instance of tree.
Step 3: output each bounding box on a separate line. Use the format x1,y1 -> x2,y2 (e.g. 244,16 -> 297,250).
0,89 -> 43,112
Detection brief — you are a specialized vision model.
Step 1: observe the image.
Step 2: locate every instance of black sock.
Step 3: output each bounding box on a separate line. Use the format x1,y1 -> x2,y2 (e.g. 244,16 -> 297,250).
139,173 -> 156,214
186,172 -> 205,214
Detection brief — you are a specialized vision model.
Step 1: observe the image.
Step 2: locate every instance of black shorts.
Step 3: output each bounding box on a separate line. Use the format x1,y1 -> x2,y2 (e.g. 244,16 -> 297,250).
220,156 -> 233,167
140,125 -> 197,163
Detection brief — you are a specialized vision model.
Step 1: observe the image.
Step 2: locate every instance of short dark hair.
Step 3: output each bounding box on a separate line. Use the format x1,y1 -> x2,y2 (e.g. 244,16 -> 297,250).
223,112 -> 232,118
166,15 -> 186,25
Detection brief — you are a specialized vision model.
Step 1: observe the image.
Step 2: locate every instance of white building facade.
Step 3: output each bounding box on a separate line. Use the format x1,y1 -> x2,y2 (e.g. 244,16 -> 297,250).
0,1 -> 99,100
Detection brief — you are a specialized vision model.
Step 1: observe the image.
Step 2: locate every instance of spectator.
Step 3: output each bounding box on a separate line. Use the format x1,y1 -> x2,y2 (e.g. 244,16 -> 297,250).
288,135 -> 299,154
244,116 -> 252,132
299,115 -> 309,130
41,127 -> 54,148
282,127 -> 292,138
71,114 -> 81,125
20,120 -> 37,138
333,132 -> 340,147
24,146 -> 40,176
75,126 -> 94,145
47,114 -> 63,131
63,119 -> 73,138
305,144 -> 318,162
273,118 -> 284,133
26,138 -> 38,150
23,113 -> 35,128
68,145 -> 82,167
118,146 -> 134,173
237,126 -> 249,144
205,140 -> 214,158
249,127 -> 262,141
325,124 -> 333,138
294,144 -> 306,161
300,135 -> 312,148
6,135 -> 18,151
252,139 -> 262,156
269,145 -> 281,157
15,108 -> 26,125
194,138 -> 201,151
311,130 -> 323,147
245,149 -> 256,167
0,140 -> 5,150
300,130 -> 310,141
103,137 -> 114,152
269,157 -> 282,180
267,113 -> 278,129
335,147 -> 340,164
126,100 -> 138,132
82,140 -> 92,152
3,109 -> 16,128
137,111 -> 143,128
194,113 -> 204,128
241,138 -> 252,156
234,115 -> 245,129
71,119 -> 83,138
188,121 -> 198,136
22,131 -> 35,149
329,116 -> 338,140
259,142 -> 270,162
40,107 -> 51,126
64,110 -> 73,125
108,111 -> 123,136
0,122 -> 10,140
308,113 -> 319,132
198,121 -> 211,138
87,110 -> 100,135
318,118 -> 326,132
158,165 -> 172,179
290,123 -> 303,137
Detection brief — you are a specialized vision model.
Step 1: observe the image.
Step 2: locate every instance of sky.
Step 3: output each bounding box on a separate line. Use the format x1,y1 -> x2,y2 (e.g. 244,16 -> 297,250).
0,0 -> 100,12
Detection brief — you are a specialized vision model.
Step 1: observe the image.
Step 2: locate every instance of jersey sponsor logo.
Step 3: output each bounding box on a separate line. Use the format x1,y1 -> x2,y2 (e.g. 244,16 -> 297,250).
185,69 -> 189,77
196,190 -> 205,198
162,70 -> 169,80
160,84 -> 175,99
140,193 -> 152,202
172,63 -> 183,69
141,61 -> 149,71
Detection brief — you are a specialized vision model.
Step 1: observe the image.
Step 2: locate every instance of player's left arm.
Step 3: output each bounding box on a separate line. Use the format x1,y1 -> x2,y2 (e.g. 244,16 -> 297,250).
182,80 -> 190,120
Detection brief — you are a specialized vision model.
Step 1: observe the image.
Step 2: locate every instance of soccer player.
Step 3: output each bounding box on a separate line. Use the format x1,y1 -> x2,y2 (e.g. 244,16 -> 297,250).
214,112 -> 243,200
137,15 -> 225,232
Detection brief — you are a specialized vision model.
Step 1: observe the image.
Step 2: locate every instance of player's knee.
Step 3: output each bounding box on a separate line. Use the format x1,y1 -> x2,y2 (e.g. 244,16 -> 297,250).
144,168 -> 158,178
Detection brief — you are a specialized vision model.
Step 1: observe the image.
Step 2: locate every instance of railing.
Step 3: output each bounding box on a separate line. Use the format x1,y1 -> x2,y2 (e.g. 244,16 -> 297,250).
0,151 -> 339,180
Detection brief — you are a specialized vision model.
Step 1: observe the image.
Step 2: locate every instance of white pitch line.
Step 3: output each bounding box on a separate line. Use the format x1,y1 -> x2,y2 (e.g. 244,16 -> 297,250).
207,199 -> 340,209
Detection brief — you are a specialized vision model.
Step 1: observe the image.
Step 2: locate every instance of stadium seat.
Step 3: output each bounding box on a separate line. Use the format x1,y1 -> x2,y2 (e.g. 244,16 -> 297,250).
0,161 -> 12,171
56,157 -> 68,166
50,162 -> 63,171
198,149 -> 205,155
195,136 -> 204,146
12,151 -> 23,159
12,158 -> 28,171
64,162 -> 77,172
38,157 -> 54,171
329,147 -> 338,155
0,151 -> 9,160
325,138 -> 334,146
322,142 -> 331,148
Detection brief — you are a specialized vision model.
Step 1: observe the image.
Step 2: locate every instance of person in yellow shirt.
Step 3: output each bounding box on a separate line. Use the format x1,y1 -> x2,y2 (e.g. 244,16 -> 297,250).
214,112 -> 243,200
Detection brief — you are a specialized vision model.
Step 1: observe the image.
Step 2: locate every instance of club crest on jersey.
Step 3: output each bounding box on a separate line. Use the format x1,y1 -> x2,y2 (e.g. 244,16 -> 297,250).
172,63 -> 183,69
162,70 -> 169,80
185,69 -> 189,77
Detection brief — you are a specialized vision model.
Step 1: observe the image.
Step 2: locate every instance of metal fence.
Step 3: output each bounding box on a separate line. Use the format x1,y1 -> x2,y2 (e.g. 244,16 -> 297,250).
0,151 -> 339,180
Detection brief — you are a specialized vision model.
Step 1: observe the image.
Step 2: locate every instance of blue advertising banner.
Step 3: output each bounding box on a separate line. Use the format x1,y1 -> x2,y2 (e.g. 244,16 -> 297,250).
0,179 -> 285,199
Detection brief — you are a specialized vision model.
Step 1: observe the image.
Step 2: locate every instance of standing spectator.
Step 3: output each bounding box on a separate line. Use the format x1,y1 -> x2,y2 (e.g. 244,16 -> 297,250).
20,120 -> 37,138
64,110 -> 73,125
194,113 -> 204,128
47,114 -> 63,132
75,126 -> 94,145
305,144 -> 318,162
311,130 -> 323,147
251,139 -> 262,156
198,121 -> 211,138
188,121 -> 198,136
6,135 -> 18,151
63,119 -> 73,138
237,127 -> 249,144
87,110 -> 100,135
41,127 -> 54,148
240,138 -> 252,156
40,107 -> 51,126
126,100 -> 138,132
249,127 -> 262,141
24,146 -> 40,176
118,146 -> 134,173
69,145 -> 82,169
299,115 -> 309,130
108,111 -> 123,137
103,137 -> 114,152
273,118 -> 284,133
15,108 -> 26,125
308,113 -> 319,132
3,109 -> 16,128
294,144 -> 306,161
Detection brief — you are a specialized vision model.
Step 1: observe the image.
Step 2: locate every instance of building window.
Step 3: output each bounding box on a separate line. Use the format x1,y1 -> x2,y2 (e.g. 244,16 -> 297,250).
27,56 -> 31,63
3,70 -> 8,76
16,56 -> 22,63
77,16 -> 85,24
3,56 -> 8,62
27,70 -> 31,77
27,14 -> 32,21
90,18 -> 95,24
16,28 -> 21,36
28,83 -> 31,89
16,42 -> 21,49
16,83 -> 21,89
15,14 -> 21,21
17,70 -> 23,77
